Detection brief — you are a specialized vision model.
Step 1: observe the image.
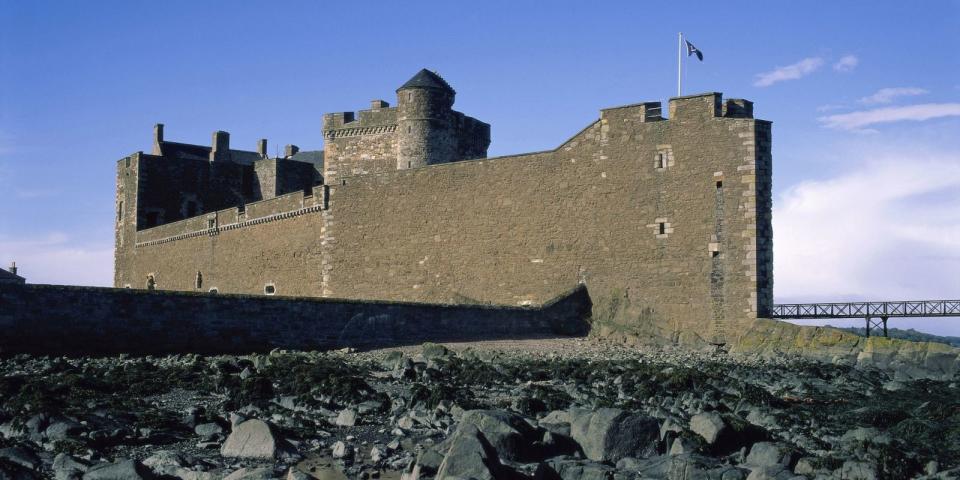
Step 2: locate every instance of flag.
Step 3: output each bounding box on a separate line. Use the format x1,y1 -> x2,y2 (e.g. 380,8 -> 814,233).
685,40 -> 703,61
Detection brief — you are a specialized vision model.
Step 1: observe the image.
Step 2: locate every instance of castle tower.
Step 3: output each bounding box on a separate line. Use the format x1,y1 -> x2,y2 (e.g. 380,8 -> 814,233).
396,69 -> 457,170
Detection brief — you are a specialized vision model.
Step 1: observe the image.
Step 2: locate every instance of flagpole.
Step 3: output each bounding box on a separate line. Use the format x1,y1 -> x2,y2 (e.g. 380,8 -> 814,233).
677,32 -> 682,97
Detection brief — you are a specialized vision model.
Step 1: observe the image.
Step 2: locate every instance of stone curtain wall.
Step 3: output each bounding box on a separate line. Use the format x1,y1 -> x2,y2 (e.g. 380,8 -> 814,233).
0,284 -> 590,355
325,94 -> 771,342
118,191 -> 327,295
118,93 -> 772,344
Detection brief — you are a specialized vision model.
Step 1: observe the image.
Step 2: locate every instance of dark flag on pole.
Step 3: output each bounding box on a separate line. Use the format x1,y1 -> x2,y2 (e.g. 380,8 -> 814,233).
685,40 -> 703,61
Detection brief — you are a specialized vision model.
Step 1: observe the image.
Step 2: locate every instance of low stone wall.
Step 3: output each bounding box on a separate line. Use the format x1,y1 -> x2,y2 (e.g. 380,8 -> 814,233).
0,283 -> 591,356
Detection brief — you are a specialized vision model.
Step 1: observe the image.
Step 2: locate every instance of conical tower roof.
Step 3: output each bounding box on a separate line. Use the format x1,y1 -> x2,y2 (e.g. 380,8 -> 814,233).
397,69 -> 455,93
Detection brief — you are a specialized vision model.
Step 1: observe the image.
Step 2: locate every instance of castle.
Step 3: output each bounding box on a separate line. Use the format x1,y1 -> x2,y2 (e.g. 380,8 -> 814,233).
114,69 -> 772,344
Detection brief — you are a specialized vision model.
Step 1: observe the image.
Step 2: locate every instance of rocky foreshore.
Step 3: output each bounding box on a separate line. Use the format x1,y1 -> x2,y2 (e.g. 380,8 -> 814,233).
1,338 -> 958,480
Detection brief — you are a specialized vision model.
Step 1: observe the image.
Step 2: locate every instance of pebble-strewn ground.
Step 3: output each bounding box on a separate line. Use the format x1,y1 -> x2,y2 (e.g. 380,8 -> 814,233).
0,338 -> 958,480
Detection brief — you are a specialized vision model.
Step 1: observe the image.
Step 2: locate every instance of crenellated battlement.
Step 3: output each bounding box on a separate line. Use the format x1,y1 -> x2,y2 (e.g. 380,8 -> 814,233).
666,92 -> 756,120
135,188 -> 328,247
322,104 -> 399,133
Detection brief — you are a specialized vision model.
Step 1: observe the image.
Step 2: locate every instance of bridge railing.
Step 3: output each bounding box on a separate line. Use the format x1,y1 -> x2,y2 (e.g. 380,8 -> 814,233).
770,299 -> 960,338
771,300 -> 960,319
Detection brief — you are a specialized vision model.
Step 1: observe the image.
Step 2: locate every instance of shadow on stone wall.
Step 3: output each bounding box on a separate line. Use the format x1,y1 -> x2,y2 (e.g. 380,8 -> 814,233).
0,283 -> 592,356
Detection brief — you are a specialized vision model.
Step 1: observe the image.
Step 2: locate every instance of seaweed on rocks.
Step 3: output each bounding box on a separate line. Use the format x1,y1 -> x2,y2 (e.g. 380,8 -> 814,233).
409,382 -> 478,410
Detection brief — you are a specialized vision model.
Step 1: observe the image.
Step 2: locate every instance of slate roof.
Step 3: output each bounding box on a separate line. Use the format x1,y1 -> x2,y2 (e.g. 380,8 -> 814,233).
289,150 -> 324,169
159,141 -> 211,161
158,141 -> 265,165
397,69 -> 455,93
0,268 -> 25,284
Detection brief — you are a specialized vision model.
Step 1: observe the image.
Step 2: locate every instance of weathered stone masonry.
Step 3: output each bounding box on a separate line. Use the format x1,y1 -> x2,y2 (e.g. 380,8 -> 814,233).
114,69 -> 773,344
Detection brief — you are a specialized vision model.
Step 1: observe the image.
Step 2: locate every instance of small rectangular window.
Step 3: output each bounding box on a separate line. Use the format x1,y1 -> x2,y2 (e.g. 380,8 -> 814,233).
655,153 -> 665,169
264,284 -> 276,295
716,180 -> 723,189
658,222 -> 666,235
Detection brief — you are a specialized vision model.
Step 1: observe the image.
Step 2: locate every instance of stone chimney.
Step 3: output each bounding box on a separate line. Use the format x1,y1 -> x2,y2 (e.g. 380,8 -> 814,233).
257,139 -> 268,158
152,123 -> 164,155
284,144 -> 299,158
371,99 -> 389,109
8,261 -> 16,276
210,131 -> 230,162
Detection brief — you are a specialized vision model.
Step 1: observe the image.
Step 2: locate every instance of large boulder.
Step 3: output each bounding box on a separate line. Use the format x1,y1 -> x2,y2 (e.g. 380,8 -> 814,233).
286,470 -> 312,480
689,412 -> 726,445
82,459 -> 154,480
415,448 -> 445,476
534,457 -> 617,480
569,408 -> 660,462
459,410 -> 541,461
221,419 -> 283,460
335,409 -> 357,427
0,458 -> 39,480
840,427 -> 891,446
223,468 -> 277,480
142,451 -> 202,479
194,423 -> 224,440
45,419 -> 83,441
0,448 -> 40,471
745,442 -> 795,470
436,423 -> 509,480
539,431 -> 581,458
53,454 -> 89,480
837,461 -> 878,480
422,343 -> 452,361
629,453 -> 747,480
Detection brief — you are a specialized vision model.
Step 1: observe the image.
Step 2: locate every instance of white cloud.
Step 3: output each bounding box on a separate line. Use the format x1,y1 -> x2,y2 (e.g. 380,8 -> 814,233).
818,103 -> 960,131
774,149 -> 960,304
0,232 -> 113,286
859,87 -> 928,105
816,104 -> 846,112
753,57 -> 824,87
833,55 -> 859,72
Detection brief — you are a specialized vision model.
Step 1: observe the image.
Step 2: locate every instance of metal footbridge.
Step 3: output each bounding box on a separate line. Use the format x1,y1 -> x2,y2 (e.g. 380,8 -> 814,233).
770,300 -> 960,337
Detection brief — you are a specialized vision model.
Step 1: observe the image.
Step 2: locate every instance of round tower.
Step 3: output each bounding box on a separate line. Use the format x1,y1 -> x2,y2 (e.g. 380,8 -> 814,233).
396,69 -> 456,170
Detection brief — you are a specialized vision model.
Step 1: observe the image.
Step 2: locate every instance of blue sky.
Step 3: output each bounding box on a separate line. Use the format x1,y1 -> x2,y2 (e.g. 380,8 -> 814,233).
1,1 -> 959,334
